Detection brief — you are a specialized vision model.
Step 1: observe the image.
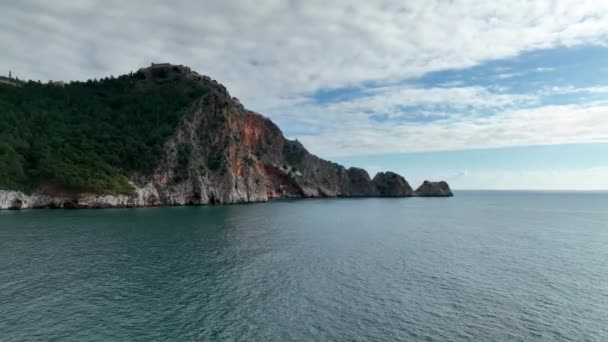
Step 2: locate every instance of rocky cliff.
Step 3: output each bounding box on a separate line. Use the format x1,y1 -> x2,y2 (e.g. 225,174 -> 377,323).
0,64 -> 452,209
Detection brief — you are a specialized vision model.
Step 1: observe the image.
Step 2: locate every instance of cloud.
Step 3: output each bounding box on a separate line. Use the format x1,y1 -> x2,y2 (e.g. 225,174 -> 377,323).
495,67 -> 554,80
3,0 -> 608,110
447,166 -> 608,190
535,67 -> 556,72
266,84 -> 544,149
495,72 -> 524,79
2,0 -> 608,159
543,85 -> 608,95
437,81 -> 465,87
320,85 -> 539,117
296,102 -> 608,156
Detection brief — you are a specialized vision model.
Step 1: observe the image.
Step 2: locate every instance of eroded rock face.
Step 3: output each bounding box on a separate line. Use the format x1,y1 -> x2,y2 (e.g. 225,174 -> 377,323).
130,80 -> 395,205
414,181 -> 453,197
372,172 -> 414,197
0,185 -> 162,209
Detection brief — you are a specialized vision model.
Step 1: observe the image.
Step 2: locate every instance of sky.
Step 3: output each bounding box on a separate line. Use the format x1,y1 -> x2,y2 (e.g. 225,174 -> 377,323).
1,0 -> 608,189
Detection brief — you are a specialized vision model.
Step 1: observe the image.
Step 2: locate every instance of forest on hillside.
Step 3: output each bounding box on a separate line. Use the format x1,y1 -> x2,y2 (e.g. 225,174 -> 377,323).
0,69 -> 206,194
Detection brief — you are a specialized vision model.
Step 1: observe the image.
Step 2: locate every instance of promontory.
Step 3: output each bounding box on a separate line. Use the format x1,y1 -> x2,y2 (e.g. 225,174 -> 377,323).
0,64 -> 452,209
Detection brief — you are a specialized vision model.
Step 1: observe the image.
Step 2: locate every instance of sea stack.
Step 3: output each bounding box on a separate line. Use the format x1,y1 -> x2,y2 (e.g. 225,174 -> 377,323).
372,172 -> 414,197
414,181 -> 454,197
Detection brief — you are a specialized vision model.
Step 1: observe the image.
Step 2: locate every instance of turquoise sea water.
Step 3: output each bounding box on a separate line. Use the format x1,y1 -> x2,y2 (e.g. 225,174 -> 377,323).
1,191 -> 607,341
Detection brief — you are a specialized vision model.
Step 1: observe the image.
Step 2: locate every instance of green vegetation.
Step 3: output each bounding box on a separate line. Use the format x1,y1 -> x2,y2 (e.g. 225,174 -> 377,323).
283,139 -> 306,165
0,68 -> 206,194
173,142 -> 192,182
244,155 -> 254,167
207,149 -> 224,172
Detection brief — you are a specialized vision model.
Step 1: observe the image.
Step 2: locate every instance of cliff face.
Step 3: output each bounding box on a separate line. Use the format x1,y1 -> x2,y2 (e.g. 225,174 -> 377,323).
0,64 -> 452,209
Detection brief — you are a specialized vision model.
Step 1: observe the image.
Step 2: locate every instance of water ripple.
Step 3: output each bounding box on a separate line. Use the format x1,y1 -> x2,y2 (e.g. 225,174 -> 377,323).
1,192 -> 608,341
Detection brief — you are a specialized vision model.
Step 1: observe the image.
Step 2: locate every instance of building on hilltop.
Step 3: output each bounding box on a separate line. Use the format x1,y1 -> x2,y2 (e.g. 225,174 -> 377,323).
147,63 -> 192,75
48,80 -> 65,87
149,62 -> 172,68
0,72 -> 22,87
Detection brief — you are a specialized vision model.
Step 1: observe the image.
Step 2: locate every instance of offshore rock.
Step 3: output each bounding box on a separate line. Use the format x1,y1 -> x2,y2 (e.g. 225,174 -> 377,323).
414,181 -> 454,197
372,172 -> 414,197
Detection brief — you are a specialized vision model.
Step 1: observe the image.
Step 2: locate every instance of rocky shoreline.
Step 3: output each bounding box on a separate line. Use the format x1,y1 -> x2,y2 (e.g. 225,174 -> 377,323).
0,180 -> 452,210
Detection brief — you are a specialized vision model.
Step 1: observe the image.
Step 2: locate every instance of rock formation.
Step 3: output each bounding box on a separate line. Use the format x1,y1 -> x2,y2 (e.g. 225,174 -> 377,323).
414,181 -> 454,197
0,64 -> 452,209
372,172 -> 414,197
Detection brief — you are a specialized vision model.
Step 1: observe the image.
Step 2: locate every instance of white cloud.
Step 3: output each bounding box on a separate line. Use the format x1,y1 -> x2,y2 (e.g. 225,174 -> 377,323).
2,0 -> 608,160
437,81 -> 465,87
296,102 -> 608,156
535,67 -> 556,72
543,85 -> 608,95
265,84 -> 545,153
496,72 -> 524,79
2,0 -> 608,111
275,85 -> 538,117
495,67 -> 554,80
446,167 -> 608,190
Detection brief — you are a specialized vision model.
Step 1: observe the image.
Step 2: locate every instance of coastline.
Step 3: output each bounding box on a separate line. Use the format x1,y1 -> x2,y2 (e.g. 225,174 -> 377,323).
0,187 -> 453,210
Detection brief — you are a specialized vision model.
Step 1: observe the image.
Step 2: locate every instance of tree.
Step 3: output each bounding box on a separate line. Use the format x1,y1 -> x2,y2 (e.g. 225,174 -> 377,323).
0,67 -> 207,194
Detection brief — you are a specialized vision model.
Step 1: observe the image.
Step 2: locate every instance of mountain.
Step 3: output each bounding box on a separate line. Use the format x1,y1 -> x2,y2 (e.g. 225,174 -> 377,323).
0,63 -> 452,209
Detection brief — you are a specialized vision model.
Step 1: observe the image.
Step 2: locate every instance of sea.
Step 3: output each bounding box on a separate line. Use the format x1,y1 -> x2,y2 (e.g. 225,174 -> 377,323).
1,191 -> 607,341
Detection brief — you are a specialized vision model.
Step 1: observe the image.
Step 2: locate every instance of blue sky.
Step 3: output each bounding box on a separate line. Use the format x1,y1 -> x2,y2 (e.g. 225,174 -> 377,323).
289,45 -> 608,189
333,143 -> 608,190
2,1 -> 608,189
